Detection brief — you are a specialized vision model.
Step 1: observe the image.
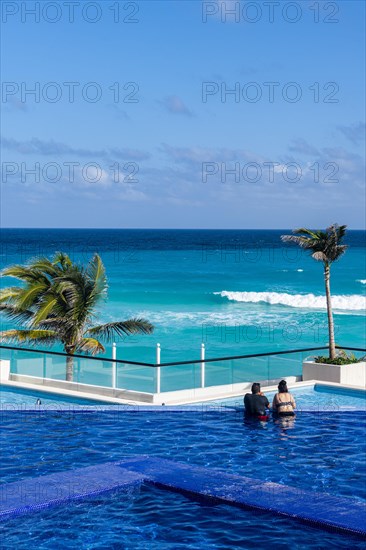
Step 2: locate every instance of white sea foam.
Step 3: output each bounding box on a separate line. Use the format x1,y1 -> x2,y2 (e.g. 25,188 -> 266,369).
357,279 -> 366,284
136,309 -> 283,327
279,269 -> 304,273
216,291 -> 366,311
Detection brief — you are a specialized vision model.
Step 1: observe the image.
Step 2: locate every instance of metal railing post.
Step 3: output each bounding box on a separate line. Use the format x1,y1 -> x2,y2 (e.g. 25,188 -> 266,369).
156,343 -> 161,394
200,343 -> 205,388
112,343 -> 117,389
76,357 -> 81,383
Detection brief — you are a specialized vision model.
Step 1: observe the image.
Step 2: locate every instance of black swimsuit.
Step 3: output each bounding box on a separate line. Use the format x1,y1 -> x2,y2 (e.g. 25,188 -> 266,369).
276,399 -> 295,417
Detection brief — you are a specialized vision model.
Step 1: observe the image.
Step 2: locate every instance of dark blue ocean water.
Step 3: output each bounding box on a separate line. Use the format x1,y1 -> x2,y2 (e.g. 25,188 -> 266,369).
0,229 -> 365,363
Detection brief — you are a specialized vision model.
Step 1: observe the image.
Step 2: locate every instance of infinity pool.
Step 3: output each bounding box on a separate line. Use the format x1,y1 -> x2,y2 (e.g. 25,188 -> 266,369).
1,484 -> 364,550
0,385 -> 116,408
206,384 -> 366,411
1,410 -> 366,498
1,388 -> 365,548
1,383 -> 365,411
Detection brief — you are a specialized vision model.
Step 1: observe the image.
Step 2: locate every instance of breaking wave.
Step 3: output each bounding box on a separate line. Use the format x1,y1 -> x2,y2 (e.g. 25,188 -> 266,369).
216,291 -> 366,311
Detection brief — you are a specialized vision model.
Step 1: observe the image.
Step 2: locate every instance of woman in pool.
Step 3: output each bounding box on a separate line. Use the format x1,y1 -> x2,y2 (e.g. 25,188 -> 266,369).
272,380 -> 296,417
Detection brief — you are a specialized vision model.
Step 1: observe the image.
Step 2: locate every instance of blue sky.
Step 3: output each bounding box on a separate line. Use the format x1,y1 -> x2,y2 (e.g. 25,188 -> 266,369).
1,0 -> 365,228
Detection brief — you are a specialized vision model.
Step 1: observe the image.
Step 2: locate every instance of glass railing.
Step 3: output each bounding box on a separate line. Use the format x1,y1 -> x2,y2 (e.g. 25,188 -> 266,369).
156,346 -> 365,394
1,345 -> 365,395
158,347 -> 333,394
0,345 -> 156,394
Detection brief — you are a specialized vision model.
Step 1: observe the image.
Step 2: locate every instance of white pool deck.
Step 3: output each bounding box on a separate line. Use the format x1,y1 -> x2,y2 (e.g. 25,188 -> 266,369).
1,376 -> 365,408
1,358 -> 365,407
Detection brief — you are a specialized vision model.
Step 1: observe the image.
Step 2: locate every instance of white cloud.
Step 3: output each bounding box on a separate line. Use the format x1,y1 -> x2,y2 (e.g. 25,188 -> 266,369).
159,96 -> 193,117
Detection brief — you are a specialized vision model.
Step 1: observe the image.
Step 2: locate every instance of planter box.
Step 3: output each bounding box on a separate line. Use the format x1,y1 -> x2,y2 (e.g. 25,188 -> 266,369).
0,360 -> 11,382
303,360 -> 366,388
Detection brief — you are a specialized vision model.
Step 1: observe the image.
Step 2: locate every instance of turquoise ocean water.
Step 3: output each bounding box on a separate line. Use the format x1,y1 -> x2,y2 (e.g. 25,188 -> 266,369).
0,229 -> 365,365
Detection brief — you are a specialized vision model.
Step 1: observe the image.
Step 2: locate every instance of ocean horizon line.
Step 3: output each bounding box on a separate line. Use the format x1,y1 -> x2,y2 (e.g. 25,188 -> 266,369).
2,227 -> 366,232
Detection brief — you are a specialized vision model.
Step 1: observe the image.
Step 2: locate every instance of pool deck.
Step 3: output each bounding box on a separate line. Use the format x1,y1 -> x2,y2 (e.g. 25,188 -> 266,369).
2,353 -> 365,406
1,378 -> 365,409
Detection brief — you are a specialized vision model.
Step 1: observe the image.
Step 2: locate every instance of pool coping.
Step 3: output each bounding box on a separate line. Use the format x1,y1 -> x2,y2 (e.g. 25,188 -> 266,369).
2,358 -> 365,407
1,379 -> 365,412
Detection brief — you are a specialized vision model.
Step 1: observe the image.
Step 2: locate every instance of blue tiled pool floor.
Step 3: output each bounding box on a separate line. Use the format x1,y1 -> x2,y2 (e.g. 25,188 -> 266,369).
1,456 -> 365,538
2,483 -> 364,550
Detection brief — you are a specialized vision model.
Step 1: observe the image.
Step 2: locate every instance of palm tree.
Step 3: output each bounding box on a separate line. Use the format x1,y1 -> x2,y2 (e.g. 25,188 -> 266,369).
0,252 -> 154,381
281,224 -> 348,360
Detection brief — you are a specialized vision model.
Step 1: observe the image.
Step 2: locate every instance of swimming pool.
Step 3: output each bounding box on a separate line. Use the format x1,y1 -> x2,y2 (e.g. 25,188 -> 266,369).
205,384 -> 366,411
0,385 -> 118,409
1,483 -> 364,550
2,409 -> 365,500
1,383 -> 365,548
1,383 -> 365,411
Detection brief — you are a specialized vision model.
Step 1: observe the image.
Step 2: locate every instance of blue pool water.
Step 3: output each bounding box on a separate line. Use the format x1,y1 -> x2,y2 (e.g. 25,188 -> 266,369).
1,409 -> 365,547
207,384 -> 366,411
0,385 -> 116,408
1,411 -> 365,501
1,484 -> 364,550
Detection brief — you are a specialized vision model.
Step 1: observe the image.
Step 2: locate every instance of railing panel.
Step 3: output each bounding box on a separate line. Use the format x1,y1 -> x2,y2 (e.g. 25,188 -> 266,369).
232,356 -> 269,385
268,351 -> 304,380
116,364 -> 155,394
160,363 -> 200,392
1,345 -> 364,395
10,349 -> 46,378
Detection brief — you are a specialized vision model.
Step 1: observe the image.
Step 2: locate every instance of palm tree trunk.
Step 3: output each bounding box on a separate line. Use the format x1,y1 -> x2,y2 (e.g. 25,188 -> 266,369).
65,347 -> 74,382
324,263 -> 336,360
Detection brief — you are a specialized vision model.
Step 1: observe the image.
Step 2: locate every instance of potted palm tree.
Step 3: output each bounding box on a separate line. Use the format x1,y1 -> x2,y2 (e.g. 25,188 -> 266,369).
0,252 -> 154,381
281,225 -> 365,387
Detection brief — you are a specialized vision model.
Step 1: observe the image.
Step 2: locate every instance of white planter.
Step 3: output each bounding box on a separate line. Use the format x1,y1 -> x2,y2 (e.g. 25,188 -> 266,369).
303,360 -> 366,388
0,360 -> 11,382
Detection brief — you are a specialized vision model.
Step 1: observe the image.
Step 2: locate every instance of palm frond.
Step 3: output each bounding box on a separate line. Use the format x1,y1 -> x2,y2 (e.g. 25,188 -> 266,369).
312,251 -> 327,262
86,318 -> 154,342
16,282 -> 49,311
282,225 -> 348,265
54,262 -> 105,328
77,337 -> 105,355
0,287 -> 23,304
87,254 -> 107,304
52,251 -> 73,270
29,257 -> 63,278
1,265 -> 40,282
0,304 -> 34,325
281,235 -> 318,249
334,244 -> 348,258
31,295 -> 58,326
326,223 -> 347,239
0,329 -> 58,345
292,228 -> 322,239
